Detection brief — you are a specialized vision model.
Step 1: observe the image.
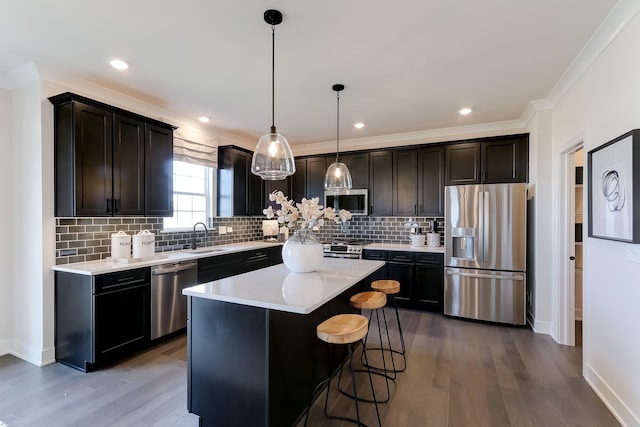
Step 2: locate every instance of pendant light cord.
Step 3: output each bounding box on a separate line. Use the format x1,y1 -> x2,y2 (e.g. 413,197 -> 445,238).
336,91 -> 340,163
270,25 -> 276,134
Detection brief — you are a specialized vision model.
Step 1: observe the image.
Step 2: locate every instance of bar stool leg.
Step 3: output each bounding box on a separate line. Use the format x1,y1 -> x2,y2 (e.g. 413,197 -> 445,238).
391,295 -> 407,372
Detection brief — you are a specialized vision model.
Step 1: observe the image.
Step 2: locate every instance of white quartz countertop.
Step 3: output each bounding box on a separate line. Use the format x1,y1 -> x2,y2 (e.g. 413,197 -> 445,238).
51,241 -> 282,275
183,258 -> 386,315
365,243 -> 445,253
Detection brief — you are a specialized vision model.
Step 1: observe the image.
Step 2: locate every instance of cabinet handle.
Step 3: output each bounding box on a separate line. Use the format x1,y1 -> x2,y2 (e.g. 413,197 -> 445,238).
106,198 -> 112,213
114,199 -> 120,213
414,204 -> 417,214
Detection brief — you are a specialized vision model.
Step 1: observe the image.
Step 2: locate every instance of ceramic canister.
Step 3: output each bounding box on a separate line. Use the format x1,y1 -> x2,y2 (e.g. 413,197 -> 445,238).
132,230 -> 155,259
426,232 -> 441,247
111,231 -> 131,259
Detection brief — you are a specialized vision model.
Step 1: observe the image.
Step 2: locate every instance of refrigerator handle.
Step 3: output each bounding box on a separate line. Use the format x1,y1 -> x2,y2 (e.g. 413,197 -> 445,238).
478,191 -> 484,263
484,191 -> 490,264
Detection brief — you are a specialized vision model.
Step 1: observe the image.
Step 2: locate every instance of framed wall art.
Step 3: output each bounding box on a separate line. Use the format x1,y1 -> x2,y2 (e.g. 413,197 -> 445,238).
588,129 -> 640,243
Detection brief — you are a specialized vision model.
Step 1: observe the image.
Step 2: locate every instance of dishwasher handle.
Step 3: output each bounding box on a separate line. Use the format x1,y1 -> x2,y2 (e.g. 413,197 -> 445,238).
152,261 -> 197,275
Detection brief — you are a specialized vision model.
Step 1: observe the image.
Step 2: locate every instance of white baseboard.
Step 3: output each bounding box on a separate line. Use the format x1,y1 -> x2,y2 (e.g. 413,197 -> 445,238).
0,338 -> 11,357
585,363 -> 640,427
9,340 -> 55,367
529,317 -> 552,335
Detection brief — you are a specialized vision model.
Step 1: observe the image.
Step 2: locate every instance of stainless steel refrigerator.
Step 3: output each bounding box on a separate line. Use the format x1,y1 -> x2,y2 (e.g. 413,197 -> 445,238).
444,183 -> 527,325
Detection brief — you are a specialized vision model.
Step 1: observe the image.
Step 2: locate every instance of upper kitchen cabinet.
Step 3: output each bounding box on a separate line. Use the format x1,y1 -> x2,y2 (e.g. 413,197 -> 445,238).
291,155 -> 330,202
393,149 -> 418,216
217,146 -> 264,217
418,145 -> 445,216
369,150 -> 393,216
341,152 -> 369,189
392,146 -> 445,217
50,92 -> 175,217
445,134 -> 529,185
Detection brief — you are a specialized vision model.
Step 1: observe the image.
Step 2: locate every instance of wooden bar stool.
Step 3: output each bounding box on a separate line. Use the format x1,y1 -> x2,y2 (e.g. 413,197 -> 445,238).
369,279 -> 407,373
342,291 -> 392,401
305,313 -> 382,427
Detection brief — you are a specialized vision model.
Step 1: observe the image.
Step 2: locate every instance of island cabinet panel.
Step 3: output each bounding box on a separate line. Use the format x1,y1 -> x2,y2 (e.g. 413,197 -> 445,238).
50,92 -> 175,217
369,150 -> 394,216
187,285 -> 362,427
55,268 -> 151,372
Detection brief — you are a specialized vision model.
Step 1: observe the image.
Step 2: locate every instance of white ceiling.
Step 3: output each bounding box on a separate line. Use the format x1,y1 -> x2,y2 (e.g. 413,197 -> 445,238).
0,0 -> 619,147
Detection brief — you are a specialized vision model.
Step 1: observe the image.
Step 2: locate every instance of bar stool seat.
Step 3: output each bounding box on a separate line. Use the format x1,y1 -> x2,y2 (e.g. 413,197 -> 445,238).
369,279 -> 407,374
306,313 -> 382,427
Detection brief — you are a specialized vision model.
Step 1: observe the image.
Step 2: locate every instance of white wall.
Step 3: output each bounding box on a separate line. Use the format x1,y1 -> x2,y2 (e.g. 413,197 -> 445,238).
550,9 -> 640,427
0,88 -> 13,354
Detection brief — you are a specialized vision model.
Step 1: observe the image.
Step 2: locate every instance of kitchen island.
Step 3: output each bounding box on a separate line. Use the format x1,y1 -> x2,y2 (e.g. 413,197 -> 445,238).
183,258 -> 386,427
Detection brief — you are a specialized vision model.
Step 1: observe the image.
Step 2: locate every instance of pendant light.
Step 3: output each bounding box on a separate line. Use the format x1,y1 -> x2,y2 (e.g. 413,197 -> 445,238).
324,84 -> 352,192
251,9 -> 296,181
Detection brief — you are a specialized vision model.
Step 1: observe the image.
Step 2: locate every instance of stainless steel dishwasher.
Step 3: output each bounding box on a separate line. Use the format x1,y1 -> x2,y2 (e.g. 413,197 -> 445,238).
150,260 -> 197,339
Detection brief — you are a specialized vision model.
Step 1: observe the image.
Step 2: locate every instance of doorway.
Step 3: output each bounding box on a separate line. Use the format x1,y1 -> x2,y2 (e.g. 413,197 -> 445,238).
558,141 -> 584,348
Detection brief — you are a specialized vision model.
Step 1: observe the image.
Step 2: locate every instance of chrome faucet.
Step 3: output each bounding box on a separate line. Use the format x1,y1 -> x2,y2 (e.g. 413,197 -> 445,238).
191,222 -> 208,250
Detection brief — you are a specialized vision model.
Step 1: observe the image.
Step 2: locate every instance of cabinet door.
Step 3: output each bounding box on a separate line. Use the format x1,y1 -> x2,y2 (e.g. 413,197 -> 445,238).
394,149 -> 418,216
290,158 -> 308,203
482,136 -> 528,183
418,146 -> 445,216
415,264 -> 443,312
94,283 -> 150,363
342,152 -> 369,189
217,147 -> 262,217
369,151 -> 393,216
307,156 -> 329,200
233,150 -> 251,216
145,124 -> 174,216
113,114 -> 145,215
445,142 -> 480,185
362,250 -> 388,284
248,170 -> 264,216
73,102 -> 113,216
387,262 -> 413,306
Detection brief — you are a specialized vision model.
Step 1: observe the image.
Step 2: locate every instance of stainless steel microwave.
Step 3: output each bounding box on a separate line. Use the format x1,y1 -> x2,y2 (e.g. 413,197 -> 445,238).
324,189 -> 368,216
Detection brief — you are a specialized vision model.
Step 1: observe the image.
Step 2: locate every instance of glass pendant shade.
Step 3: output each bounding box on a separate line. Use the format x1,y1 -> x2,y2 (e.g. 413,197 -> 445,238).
324,161 -> 352,191
251,131 -> 296,180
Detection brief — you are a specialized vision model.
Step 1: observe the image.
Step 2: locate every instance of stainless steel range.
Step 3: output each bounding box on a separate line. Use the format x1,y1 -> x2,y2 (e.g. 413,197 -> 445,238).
322,240 -> 369,259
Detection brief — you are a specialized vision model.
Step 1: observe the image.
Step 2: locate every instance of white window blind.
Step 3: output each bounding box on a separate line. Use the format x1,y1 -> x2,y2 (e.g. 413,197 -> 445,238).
173,135 -> 218,169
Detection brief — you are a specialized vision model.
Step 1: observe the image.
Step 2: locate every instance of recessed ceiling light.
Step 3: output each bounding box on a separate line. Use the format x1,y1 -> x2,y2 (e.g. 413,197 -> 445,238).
198,116 -> 210,123
354,122 -> 365,129
110,59 -> 129,70
459,108 -> 472,115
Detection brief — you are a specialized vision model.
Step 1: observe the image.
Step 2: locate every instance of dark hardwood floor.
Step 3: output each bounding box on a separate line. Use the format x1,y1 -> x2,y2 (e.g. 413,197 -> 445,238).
0,310 -> 617,427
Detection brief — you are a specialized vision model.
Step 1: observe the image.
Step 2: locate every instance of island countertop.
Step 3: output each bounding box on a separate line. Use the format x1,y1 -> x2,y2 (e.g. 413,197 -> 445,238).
182,258 -> 386,314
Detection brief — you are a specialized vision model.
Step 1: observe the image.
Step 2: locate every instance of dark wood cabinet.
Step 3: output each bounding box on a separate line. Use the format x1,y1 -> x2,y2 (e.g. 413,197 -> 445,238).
418,146 -> 445,216
290,156 -> 329,202
445,135 -> 528,185
217,146 -> 264,216
394,149 -> 418,216
387,251 -> 415,305
55,267 -> 151,372
197,246 -> 282,284
50,92 -> 175,217
363,249 -> 444,313
414,253 -> 444,312
369,150 -> 393,216
341,152 -> 370,188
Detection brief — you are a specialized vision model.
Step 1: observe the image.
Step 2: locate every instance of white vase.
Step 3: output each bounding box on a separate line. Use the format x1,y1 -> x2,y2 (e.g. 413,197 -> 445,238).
281,229 -> 323,273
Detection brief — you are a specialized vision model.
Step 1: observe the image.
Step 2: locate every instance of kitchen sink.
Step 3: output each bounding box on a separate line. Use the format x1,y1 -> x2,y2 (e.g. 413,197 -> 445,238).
187,248 -> 224,254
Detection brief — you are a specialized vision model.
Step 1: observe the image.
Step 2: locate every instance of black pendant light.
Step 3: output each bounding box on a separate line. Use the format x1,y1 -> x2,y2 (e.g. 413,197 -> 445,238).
324,84 -> 352,191
251,9 -> 296,181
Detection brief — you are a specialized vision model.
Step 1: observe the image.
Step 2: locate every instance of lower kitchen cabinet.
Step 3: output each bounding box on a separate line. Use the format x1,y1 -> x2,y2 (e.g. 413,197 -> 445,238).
197,246 -> 282,284
55,268 -> 151,372
362,249 -> 444,313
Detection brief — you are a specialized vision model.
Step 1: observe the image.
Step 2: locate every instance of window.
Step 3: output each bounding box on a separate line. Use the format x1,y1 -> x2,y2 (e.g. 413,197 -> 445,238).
163,161 -> 214,230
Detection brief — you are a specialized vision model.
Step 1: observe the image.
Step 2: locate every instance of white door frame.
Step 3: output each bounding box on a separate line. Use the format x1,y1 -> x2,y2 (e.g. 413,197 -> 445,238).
557,137 -> 584,346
